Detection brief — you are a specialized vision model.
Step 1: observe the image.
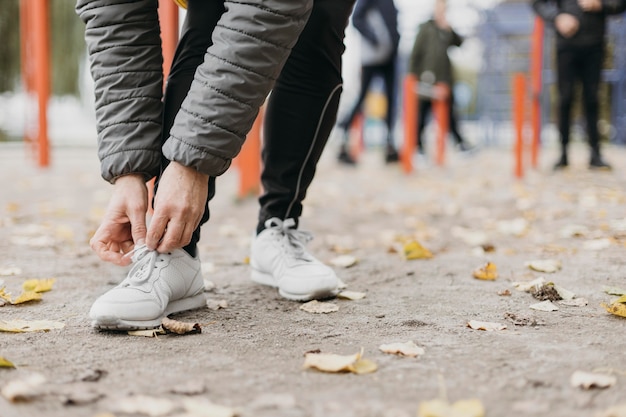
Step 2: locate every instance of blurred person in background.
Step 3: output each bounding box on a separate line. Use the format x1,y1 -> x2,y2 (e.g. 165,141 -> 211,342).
335,0 -> 401,165
77,0 -> 355,330
408,0 -> 472,156
533,0 -> 626,170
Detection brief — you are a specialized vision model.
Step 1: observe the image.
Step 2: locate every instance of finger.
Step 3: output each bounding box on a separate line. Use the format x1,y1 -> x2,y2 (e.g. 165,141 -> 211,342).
146,215 -> 169,251
127,207 -> 148,245
91,239 -> 130,266
156,220 -> 185,253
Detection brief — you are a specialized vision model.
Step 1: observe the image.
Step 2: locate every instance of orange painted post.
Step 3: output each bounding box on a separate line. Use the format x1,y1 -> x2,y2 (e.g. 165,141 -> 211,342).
236,108 -> 263,199
158,0 -> 179,81
513,73 -> 527,179
433,83 -> 450,167
401,74 -> 418,174
19,0 -> 33,148
530,16 -> 544,169
32,0 -> 50,167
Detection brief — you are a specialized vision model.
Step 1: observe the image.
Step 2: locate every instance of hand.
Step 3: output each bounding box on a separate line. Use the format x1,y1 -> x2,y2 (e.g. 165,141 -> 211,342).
578,0 -> 602,12
146,161 -> 209,253
555,13 -> 580,38
90,174 -> 148,266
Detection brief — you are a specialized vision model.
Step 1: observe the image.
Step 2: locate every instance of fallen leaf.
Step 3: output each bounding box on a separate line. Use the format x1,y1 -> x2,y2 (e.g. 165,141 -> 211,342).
303,349 -> 376,374
0,356 -> 15,368
467,320 -> 506,331
207,299 -> 228,311
603,286 -> 626,296
79,369 -> 107,382
594,404 -> 626,417
183,398 -> 239,417
162,317 -> 201,335
0,267 -> 21,276
552,284 -> 576,300
530,300 -> 559,312
512,277 -> 546,292
1,373 -> 46,402
329,255 -> 358,268
127,327 -> 166,337
503,312 -> 540,327
337,291 -> 366,300
525,259 -> 561,273
0,290 -> 42,305
417,398 -> 485,417
379,341 -> 425,357
299,300 -> 339,314
531,284 -> 562,301
602,301 -> 626,318
570,370 -> 616,389
203,279 -> 216,292
22,278 -> 55,293
0,319 -> 64,332
559,298 -> 588,307
498,289 -> 511,296
402,240 -> 433,260
472,262 -> 498,281
337,278 -> 348,290
112,395 -> 176,416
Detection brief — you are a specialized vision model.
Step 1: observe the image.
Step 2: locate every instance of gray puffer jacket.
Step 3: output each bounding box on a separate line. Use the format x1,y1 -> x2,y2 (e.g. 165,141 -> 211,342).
76,0 -> 313,183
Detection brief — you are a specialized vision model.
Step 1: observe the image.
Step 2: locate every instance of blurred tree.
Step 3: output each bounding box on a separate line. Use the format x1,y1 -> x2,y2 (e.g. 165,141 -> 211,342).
0,0 -> 85,95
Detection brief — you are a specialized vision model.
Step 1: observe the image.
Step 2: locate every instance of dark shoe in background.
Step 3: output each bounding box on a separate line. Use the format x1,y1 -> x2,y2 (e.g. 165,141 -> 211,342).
553,153 -> 569,171
337,143 -> 357,165
589,152 -> 612,171
384,145 -> 399,164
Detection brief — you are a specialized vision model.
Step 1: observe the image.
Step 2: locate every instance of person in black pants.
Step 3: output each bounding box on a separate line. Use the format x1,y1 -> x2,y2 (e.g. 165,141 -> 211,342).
533,0 -> 626,170
336,0 -> 401,165
408,0 -> 471,154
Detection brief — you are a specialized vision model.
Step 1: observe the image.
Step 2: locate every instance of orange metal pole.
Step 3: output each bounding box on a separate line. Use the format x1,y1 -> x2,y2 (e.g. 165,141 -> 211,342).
513,73 -> 526,179
236,108 -> 263,199
158,0 -> 179,81
433,83 -> 450,167
401,74 -> 418,174
32,0 -> 50,167
19,0 -> 33,148
530,16 -> 544,169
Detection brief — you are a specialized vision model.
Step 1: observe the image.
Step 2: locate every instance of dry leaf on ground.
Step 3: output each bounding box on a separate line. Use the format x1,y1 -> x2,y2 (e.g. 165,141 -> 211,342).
530,301 -> 559,312
467,320 -> 506,331
417,398 -> 485,417
183,398 -> 239,417
162,317 -> 201,335
300,300 -> 339,314
0,267 -> 21,276
472,262 -> 498,281
1,373 -> 46,402
512,277 -> 546,292
329,255 -> 358,268
0,356 -> 15,368
531,284 -> 562,301
127,327 -> 166,338
203,279 -> 216,292
207,299 -> 228,311
525,259 -> 562,273
570,371 -> 616,389
0,289 -> 42,305
303,349 -> 377,374
111,395 -> 176,416
402,240 -> 433,260
22,278 -> 55,293
559,298 -> 588,307
603,286 -> 626,296
602,301 -> 626,318
379,341 -> 425,357
0,319 -> 64,332
337,291 -> 366,300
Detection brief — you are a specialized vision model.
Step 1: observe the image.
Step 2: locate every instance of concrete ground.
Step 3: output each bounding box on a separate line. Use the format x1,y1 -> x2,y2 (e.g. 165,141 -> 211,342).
0,139 -> 625,417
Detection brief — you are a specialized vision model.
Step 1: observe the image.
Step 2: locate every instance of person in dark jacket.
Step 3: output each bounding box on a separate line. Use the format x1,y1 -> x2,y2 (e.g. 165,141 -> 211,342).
77,0 -> 356,330
335,0 -> 401,165
533,0 -> 626,170
408,0 -> 470,154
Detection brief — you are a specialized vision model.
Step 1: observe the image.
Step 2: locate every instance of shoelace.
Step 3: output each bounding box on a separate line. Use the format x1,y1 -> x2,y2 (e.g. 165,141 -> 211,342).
265,218 -> 313,260
122,244 -> 161,286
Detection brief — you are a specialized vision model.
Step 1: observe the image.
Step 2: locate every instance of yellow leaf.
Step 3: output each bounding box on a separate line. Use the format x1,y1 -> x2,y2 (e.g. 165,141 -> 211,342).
299,300 -> 339,314
0,356 -> 15,368
0,320 -> 64,333
472,262 -> 498,280
403,240 -> 433,260
616,295 -> 626,304
303,349 -> 376,374
0,289 -> 41,305
22,278 -> 55,293
603,302 -> 626,318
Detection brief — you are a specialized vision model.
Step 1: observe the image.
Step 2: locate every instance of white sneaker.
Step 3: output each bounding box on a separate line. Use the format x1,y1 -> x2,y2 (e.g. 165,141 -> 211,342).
89,245 -> 206,330
250,218 -> 339,301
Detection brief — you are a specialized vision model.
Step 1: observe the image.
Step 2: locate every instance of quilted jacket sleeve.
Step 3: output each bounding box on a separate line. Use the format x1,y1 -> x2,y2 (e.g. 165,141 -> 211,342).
162,0 -> 314,177
77,0 -> 164,183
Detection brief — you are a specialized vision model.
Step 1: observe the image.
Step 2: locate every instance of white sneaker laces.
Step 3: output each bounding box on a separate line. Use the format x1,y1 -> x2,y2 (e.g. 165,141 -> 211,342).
264,218 -> 313,260
122,244 -> 162,286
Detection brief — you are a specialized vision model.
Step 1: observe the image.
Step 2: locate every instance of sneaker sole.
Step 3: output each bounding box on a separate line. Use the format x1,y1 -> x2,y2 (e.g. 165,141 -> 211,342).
251,269 -> 339,302
91,293 -> 207,331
